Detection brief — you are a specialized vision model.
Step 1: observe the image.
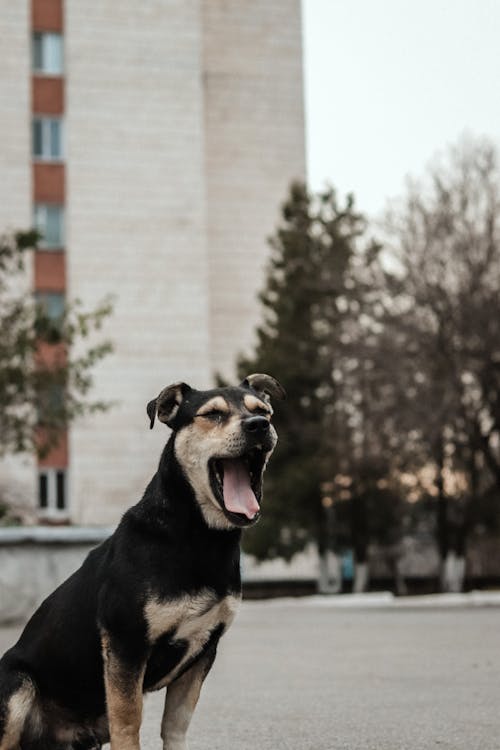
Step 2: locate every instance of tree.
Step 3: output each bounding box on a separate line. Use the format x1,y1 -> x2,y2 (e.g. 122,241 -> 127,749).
380,136 -> 500,590
0,230 -> 113,462
237,182 -> 383,585
240,138 -> 500,595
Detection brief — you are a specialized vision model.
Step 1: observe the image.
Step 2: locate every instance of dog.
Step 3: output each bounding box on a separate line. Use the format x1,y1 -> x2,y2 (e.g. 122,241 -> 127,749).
0,373 -> 284,750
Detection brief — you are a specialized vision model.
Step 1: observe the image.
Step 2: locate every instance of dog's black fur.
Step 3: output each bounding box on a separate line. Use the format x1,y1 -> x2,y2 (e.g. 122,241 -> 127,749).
0,375 -> 283,750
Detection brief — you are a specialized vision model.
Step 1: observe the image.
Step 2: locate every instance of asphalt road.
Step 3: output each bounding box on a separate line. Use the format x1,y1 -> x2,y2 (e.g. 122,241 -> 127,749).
1,601 -> 499,750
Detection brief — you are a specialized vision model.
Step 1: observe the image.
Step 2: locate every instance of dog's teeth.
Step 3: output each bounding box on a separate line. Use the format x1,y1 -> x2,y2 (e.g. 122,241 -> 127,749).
215,466 -> 223,485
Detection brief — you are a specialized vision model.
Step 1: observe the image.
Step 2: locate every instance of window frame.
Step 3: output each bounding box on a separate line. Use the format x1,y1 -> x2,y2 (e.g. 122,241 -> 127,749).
34,203 -> 65,250
38,468 -> 69,519
33,116 -> 64,162
34,291 -> 66,326
32,31 -> 64,75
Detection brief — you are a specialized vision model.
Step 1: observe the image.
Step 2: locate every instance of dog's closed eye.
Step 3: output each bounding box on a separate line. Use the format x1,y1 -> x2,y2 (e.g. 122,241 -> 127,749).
195,396 -> 230,421
196,409 -> 227,421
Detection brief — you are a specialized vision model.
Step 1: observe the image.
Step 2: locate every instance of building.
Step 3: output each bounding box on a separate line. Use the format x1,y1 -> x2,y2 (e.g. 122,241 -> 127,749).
0,0 -> 306,525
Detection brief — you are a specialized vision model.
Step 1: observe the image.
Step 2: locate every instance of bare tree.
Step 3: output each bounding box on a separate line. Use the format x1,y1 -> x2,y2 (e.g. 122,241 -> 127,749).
381,136 -> 500,590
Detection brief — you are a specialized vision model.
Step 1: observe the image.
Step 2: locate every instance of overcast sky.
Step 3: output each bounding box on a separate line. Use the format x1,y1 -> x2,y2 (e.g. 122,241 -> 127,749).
302,0 -> 500,217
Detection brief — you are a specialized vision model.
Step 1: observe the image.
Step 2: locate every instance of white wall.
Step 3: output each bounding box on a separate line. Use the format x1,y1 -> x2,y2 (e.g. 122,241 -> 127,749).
0,0 -> 37,511
202,0 -> 307,379
65,0 -> 212,523
0,1 -> 306,525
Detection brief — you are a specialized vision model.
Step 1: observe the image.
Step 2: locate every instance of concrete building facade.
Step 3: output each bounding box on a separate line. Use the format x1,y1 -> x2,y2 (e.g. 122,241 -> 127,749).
0,0 -> 305,525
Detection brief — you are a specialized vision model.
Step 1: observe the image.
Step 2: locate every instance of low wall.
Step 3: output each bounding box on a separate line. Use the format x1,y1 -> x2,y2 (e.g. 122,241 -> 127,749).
2,528 -> 498,624
0,527 -> 113,624
0,527 -> 317,624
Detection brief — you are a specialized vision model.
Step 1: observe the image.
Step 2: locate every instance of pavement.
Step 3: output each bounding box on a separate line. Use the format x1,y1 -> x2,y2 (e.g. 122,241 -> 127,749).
1,596 -> 500,750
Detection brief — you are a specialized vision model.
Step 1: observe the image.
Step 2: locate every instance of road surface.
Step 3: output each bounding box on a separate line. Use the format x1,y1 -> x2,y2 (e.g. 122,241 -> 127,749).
1,599 -> 499,749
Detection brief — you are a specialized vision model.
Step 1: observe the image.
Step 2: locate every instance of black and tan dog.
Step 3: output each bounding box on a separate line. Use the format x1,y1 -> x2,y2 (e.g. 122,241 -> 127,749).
0,374 -> 284,750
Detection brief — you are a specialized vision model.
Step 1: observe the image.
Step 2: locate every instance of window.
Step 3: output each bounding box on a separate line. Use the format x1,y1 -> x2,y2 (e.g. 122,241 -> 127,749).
34,204 -> 64,249
32,32 -> 63,74
37,384 -> 66,430
35,292 -> 65,325
33,117 -> 63,160
38,473 -> 48,509
38,469 -> 68,516
56,471 -> 66,510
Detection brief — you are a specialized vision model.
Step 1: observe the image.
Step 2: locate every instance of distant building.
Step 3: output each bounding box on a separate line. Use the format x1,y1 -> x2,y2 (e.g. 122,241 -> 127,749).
0,0 -> 306,524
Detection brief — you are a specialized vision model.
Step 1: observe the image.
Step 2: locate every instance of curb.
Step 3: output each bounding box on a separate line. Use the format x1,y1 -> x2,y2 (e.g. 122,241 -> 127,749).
245,590 -> 500,609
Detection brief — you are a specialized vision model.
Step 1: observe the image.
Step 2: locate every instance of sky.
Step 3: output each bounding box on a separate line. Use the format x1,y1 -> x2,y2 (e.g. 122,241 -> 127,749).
302,0 -> 500,218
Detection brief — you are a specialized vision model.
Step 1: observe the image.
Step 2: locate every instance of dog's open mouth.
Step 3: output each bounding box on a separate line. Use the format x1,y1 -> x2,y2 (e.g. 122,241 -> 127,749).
209,449 -> 266,527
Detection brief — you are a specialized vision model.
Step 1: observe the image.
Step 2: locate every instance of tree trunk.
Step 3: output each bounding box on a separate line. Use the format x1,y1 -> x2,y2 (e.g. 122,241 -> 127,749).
353,560 -> 369,593
318,550 -> 342,594
387,544 -> 408,596
435,438 -> 451,591
316,495 -> 341,593
442,447 -> 477,593
440,550 -> 465,593
394,559 -> 408,596
351,495 -> 369,592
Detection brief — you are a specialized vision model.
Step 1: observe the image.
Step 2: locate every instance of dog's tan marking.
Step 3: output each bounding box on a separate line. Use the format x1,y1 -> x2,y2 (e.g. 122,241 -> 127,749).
174,422 -> 245,529
196,396 -> 230,417
243,394 -> 272,416
101,631 -> 145,750
160,657 -> 208,750
145,590 -> 240,690
1,681 -> 36,750
144,588 -> 219,642
158,594 -> 239,749
174,412 -> 277,529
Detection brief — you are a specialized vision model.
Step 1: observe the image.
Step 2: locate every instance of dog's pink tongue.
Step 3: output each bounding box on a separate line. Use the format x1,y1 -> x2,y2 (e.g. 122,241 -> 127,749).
222,458 -> 260,519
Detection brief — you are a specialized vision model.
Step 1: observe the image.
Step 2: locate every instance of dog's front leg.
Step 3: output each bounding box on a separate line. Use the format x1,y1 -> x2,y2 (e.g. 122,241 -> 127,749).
161,647 -> 218,750
101,632 -> 146,750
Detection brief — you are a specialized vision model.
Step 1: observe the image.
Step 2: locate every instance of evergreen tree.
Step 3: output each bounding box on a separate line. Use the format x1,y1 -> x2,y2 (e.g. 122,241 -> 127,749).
238,182 -> 378,562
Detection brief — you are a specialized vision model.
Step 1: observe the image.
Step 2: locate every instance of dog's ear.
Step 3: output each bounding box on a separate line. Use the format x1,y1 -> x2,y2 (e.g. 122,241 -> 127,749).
147,382 -> 191,429
241,373 -> 286,401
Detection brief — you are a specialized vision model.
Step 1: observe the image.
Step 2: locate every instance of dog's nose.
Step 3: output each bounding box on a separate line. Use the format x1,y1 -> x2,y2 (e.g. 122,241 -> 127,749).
243,416 -> 270,434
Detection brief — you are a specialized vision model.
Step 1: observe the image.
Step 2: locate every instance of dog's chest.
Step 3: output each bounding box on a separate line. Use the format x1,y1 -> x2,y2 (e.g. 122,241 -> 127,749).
143,588 -> 240,690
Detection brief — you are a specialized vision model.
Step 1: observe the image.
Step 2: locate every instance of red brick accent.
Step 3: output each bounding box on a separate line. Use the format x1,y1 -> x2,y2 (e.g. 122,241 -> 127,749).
35,342 -> 67,468
32,0 -> 67,475
37,429 -> 68,468
35,340 -> 67,369
35,343 -> 68,469
33,163 -> 65,203
34,250 -> 66,290
32,0 -> 63,32
32,76 -> 64,115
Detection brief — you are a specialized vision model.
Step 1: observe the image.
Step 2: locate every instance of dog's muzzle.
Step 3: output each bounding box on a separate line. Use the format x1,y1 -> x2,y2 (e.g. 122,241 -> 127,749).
208,424 -> 275,527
